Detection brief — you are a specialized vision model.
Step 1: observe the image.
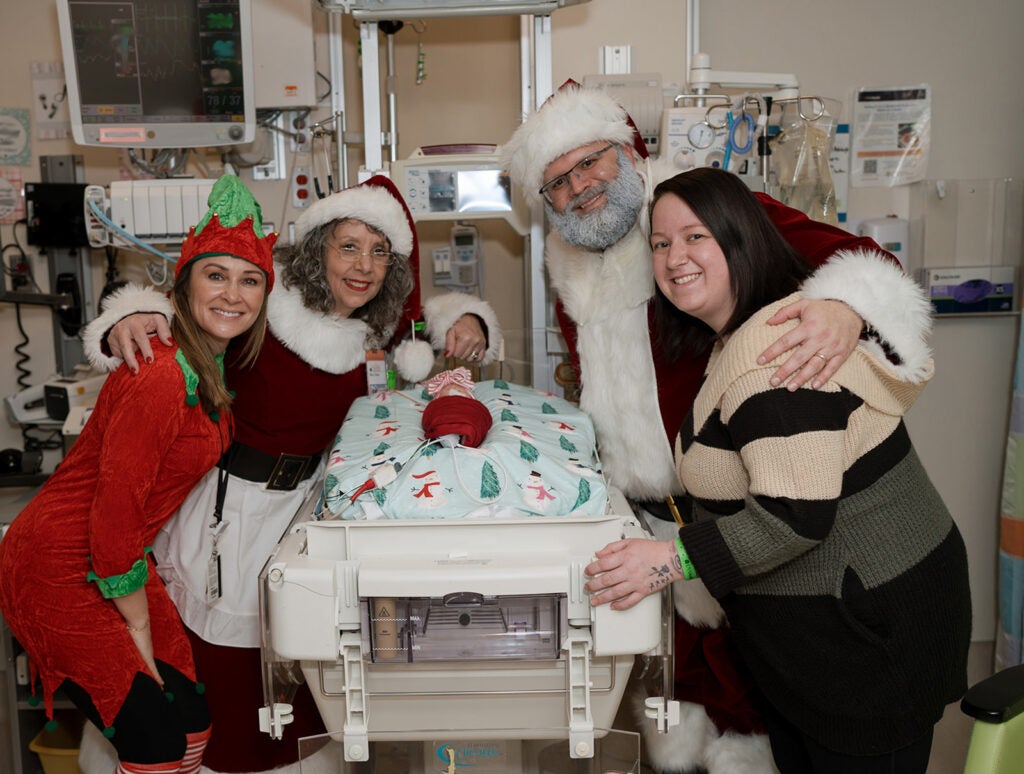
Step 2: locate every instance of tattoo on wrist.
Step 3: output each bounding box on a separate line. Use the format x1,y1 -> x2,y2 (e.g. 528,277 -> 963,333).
647,562 -> 674,593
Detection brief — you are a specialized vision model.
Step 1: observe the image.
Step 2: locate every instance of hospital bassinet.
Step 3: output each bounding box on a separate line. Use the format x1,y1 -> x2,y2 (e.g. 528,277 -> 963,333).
257,382 -> 668,765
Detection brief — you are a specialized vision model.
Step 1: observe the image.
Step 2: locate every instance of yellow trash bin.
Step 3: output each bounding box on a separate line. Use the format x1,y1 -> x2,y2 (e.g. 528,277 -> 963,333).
28,721 -> 82,774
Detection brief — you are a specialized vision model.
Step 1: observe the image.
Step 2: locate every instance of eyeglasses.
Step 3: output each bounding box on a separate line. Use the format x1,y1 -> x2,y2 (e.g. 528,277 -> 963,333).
327,241 -> 396,266
539,143 -> 616,203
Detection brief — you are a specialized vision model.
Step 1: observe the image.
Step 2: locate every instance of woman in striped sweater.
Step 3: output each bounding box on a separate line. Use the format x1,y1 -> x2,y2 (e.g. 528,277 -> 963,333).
584,167 -> 971,774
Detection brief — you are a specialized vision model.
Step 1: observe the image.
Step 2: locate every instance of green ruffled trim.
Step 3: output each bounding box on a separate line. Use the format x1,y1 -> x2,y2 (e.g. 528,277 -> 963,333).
86,547 -> 152,599
175,349 -> 226,414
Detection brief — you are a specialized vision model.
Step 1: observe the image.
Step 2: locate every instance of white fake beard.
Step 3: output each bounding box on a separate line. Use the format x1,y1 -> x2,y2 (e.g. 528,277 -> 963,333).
546,150 -> 645,251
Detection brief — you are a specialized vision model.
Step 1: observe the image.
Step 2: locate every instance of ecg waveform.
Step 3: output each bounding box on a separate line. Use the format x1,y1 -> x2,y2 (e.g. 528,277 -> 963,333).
68,1 -> 244,121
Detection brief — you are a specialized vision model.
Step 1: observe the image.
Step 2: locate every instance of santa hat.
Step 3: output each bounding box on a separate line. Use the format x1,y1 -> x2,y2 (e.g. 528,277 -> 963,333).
293,175 -> 432,379
177,173 -> 277,289
294,175 -> 414,259
501,79 -> 650,208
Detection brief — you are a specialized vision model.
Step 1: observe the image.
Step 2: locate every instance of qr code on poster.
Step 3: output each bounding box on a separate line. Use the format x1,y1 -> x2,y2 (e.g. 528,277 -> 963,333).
863,160 -> 878,175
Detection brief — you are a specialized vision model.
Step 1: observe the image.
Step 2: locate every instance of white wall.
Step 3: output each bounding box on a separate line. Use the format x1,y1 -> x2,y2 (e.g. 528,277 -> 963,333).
2,0 -> 1021,638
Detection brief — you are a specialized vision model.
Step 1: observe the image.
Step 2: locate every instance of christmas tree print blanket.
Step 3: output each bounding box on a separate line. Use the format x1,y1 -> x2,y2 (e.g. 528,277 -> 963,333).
323,379 -> 607,519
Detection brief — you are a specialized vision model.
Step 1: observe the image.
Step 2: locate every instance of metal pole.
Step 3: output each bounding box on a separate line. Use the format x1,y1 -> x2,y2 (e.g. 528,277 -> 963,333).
327,11 -> 349,188
360,21 -> 384,177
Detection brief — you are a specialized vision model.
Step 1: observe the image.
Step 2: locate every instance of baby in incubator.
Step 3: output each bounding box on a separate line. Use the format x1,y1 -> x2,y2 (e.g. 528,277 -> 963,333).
421,367 -> 493,447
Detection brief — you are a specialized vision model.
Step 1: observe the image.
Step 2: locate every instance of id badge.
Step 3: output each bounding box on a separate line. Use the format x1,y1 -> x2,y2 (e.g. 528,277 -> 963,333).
365,349 -> 388,396
206,549 -> 222,603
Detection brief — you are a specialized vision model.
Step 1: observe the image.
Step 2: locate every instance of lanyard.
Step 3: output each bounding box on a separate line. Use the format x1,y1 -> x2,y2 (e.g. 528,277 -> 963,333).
213,433 -> 234,528
207,426 -> 231,603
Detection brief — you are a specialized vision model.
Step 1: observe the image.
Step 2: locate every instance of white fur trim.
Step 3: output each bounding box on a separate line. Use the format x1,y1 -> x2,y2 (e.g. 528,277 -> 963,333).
673,578 -> 727,629
800,249 -> 933,382
393,338 -> 435,382
705,731 -> 777,774
268,279 -> 370,374
501,85 -> 637,207
546,225 -> 679,500
630,684 -> 775,774
423,291 -> 502,364
633,688 -> 717,772
82,283 -> 174,372
293,183 -> 412,256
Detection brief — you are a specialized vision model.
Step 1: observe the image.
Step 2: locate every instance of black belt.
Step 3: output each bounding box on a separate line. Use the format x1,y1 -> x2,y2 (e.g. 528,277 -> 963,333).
220,442 -> 320,491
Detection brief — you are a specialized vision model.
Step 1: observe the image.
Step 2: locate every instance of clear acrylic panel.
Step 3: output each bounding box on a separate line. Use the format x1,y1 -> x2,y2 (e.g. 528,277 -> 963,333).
295,728 -> 641,773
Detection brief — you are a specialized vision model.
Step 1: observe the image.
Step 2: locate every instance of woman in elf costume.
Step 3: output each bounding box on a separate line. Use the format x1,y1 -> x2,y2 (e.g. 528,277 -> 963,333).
0,175 -> 274,774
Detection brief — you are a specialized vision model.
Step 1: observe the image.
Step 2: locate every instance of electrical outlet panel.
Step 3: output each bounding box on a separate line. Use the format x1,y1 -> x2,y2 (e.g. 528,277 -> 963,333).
290,112 -> 313,155
6,254 -> 29,290
291,165 -> 313,209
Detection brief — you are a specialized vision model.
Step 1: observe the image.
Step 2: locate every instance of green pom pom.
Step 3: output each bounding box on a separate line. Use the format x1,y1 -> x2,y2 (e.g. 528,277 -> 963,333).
195,682 -> 206,695
165,691 -> 175,703
44,719 -> 58,733
103,726 -> 116,739
186,394 -> 199,407
27,695 -> 40,707
209,412 -> 220,422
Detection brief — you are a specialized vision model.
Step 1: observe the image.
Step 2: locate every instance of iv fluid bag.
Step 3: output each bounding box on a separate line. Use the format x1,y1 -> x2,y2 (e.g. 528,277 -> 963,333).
772,99 -> 840,227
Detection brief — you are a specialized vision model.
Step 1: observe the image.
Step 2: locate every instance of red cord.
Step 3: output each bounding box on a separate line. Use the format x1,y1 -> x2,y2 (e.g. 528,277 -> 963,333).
349,479 -> 375,501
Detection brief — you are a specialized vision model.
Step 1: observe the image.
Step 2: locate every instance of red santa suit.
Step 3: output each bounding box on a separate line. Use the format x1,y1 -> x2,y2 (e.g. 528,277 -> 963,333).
0,343 -> 227,729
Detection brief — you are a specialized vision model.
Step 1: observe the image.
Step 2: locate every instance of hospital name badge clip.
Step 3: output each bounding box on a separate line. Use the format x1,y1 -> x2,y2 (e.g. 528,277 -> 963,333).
206,519 -> 228,603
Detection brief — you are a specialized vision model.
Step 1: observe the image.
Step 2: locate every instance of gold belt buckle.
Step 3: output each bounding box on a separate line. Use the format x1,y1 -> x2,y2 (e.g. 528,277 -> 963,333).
266,454 -> 310,491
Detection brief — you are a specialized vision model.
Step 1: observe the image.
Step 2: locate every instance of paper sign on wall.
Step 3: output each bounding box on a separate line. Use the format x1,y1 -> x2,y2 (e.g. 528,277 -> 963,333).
0,109 -> 30,166
0,168 -> 24,224
851,85 -> 930,188
31,61 -> 71,141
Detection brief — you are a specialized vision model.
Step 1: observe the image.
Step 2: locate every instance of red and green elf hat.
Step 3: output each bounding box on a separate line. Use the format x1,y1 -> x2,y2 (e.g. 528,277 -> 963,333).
176,173 -> 277,290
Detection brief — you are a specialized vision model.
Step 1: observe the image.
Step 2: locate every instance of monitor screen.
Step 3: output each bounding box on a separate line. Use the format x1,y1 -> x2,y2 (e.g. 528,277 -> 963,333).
57,0 -> 255,148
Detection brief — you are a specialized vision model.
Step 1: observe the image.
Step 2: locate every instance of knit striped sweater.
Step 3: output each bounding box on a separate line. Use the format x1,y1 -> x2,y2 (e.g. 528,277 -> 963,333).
675,293 -> 971,756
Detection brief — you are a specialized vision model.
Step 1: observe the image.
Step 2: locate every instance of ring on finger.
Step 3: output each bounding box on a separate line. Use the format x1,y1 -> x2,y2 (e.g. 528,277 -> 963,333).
814,352 -> 828,362
469,351 -> 479,361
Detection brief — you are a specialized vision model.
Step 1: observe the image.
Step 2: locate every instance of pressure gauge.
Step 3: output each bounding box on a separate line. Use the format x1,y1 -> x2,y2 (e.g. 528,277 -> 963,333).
687,122 -> 715,149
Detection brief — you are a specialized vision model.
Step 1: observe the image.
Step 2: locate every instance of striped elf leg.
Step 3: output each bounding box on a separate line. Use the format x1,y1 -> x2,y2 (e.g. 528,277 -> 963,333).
116,761 -> 183,774
178,726 -> 212,774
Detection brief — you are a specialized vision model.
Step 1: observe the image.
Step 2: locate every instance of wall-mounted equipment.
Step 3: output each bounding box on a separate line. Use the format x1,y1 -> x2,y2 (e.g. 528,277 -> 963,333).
56,0 -> 256,148
85,179 -> 218,247
583,73 -> 663,156
391,148 -> 527,235
25,183 -> 90,248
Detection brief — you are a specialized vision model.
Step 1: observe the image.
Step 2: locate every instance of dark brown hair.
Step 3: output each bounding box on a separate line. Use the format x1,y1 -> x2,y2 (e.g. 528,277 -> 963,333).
652,167 -> 813,362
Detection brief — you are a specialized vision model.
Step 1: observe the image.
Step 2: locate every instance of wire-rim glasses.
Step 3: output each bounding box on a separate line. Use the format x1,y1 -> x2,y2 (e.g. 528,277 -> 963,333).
539,143 -> 616,203
326,240 -> 396,266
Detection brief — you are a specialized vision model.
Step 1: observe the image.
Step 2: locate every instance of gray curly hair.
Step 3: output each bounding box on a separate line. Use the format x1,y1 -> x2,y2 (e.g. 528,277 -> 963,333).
277,217 -> 415,348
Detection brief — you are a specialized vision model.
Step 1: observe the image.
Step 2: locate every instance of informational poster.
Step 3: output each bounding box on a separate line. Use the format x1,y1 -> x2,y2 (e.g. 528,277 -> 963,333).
0,108 -> 30,166
31,61 -> 71,141
851,85 -> 930,187
0,167 -> 25,224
